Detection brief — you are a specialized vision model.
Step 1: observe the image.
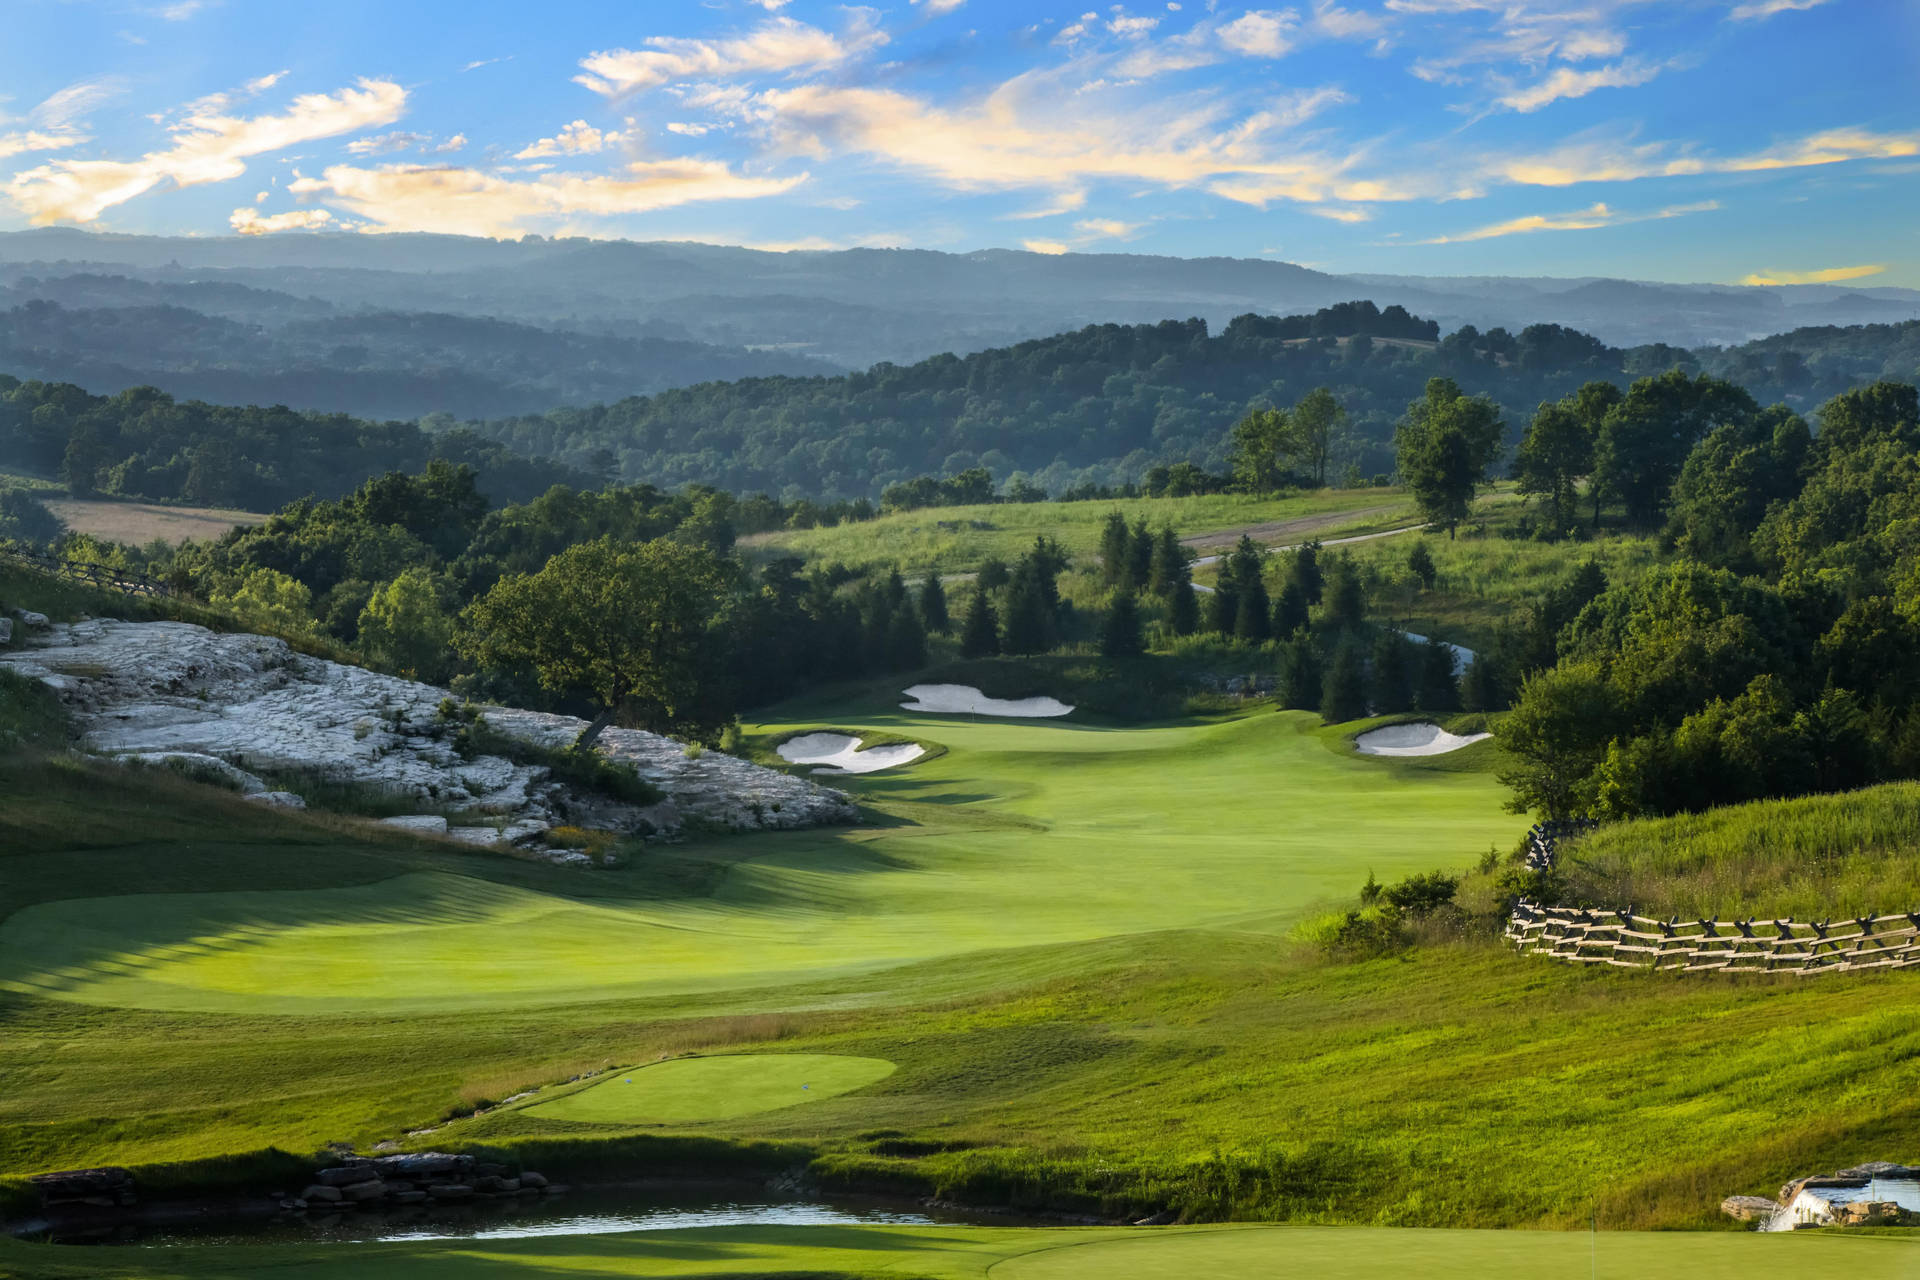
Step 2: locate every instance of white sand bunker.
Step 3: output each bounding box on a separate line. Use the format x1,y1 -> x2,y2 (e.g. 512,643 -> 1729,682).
777,732 -> 927,775
900,684 -> 1074,718
1354,722 -> 1492,757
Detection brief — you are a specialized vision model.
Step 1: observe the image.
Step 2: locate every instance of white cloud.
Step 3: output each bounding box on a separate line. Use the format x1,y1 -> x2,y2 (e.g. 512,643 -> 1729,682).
741,74 -> 1360,207
435,134 -> 467,154
1497,60 -> 1663,112
287,158 -> 807,237
229,206 -> 334,235
0,131 -> 85,162
5,78 -> 406,225
1739,263 -> 1882,285
463,56 -> 513,72
1218,9 -> 1300,57
1075,216 -> 1143,238
1490,126 -> 1920,187
1311,2 -> 1388,40
667,121 -> 716,136
246,71 -> 289,95
1108,12 -> 1162,36
1728,0 -> 1831,19
154,0 -> 216,18
913,0 -> 968,13
515,120 -> 624,158
347,130 -> 430,156
575,14 -> 887,98
1416,198 -> 1717,243
1022,238 -> 1071,253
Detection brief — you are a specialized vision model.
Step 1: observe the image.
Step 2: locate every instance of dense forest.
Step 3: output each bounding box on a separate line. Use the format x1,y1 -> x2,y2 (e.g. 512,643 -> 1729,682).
0,376 -> 586,510
466,309 -> 1920,500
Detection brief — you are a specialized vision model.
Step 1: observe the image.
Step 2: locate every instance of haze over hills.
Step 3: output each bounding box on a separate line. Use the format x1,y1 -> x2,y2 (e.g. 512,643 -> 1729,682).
2,230 -> 1915,400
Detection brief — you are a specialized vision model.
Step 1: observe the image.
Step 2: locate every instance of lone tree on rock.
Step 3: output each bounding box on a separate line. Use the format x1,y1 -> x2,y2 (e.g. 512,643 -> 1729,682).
458,536 -> 730,749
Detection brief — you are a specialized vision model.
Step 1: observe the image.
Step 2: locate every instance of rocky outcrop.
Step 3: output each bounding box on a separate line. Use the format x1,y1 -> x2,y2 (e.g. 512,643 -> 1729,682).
1720,1195 -> 1776,1222
0,618 -> 856,844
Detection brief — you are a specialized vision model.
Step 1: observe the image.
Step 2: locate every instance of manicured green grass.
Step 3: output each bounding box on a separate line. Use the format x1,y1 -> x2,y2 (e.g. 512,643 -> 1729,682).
4,1224 -> 1915,1279
521,1055 -> 897,1125
0,698 -> 1521,1015
743,489 -> 1419,574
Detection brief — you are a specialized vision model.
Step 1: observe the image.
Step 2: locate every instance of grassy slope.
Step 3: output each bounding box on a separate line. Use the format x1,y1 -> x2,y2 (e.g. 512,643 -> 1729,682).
5,708 -> 1920,1238
0,701 -> 1518,1016
3,1224 -> 1916,1280
741,489 -> 1420,574
1555,783 -> 1920,920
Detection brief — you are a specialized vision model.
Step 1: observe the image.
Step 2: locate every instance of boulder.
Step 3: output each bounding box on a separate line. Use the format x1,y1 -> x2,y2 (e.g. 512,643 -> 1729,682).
15,610 -> 49,629
426,1183 -> 474,1200
1836,1200 -> 1910,1226
372,1152 -> 472,1179
446,826 -> 504,846
247,791 -> 308,808
0,617 -> 12,644
339,1179 -> 388,1202
1721,1196 -> 1777,1222
391,1190 -> 429,1205
379,815 -> 449,835
315,1163 -> 381,1187
518,1171 -> 548,1189
30,1167 -> 134,1206
301,1185 -> 344,1203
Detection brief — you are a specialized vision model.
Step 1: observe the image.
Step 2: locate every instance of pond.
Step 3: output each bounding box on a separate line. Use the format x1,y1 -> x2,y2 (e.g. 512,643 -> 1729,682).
18,1186 -> 1045,1248
1763,1177 -> 1920,1231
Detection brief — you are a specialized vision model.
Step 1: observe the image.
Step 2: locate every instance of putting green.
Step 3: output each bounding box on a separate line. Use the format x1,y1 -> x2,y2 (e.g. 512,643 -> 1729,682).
4,1224 -> 1913,1280
521,1054 -> 896,1124
0,705 -> 1525,1013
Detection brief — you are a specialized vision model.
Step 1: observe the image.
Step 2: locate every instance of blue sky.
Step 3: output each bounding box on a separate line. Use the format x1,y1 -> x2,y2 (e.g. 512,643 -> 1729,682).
1,0 -> 1914,285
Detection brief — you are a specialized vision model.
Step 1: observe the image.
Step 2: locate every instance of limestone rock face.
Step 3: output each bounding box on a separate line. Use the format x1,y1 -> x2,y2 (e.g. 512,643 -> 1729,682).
0,618 -> 856,842
1720,1195 -> 1777,1221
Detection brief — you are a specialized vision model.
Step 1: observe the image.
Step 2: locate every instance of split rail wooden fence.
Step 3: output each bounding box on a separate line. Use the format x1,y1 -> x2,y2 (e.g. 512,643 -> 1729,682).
1506,900 -> 1920,975
0,547 -> 172,598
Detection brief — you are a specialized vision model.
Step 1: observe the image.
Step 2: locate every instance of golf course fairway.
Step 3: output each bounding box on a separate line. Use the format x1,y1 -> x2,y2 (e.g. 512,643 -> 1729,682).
0,701 -> 1522,1015
520,1054 -> 896,1124
3,1224 -> 1914,1279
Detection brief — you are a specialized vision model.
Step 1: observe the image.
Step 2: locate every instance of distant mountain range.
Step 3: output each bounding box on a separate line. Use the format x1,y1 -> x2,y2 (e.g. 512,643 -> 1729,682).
1,227 -> 1916,421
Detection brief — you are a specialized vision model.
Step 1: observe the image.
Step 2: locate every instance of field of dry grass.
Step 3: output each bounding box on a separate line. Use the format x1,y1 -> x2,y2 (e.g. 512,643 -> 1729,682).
43,498 -> 267,546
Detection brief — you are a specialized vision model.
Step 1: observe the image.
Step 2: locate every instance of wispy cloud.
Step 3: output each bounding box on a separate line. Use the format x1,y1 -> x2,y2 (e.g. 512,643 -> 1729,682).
1417,198 -> 1717,243
1740,263 -> 1884,286
287,158 -> 807,237
1218,10 -> 1299,58
1022,237 -> 1071,254
913,0 -> 968,14
462,56 -> 513,72
575,14 -> 887,98
1491,126 -> 1920,187
1497,59 -> 1663,112
5,78 -> 406,225
1728,0 -> 1832,20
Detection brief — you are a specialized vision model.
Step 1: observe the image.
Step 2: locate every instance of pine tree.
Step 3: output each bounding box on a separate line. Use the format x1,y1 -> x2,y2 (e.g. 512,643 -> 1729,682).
1417,635 -> 1461,712
1460,653 -> 1504,712
1321,640 -> 1369,723
1271,579 -> 1310,637
1235,577 -> 1272,643
1206,580 -> 1239,636
1127,520 -> 1154,591
960,590 -> 1000,658
1169,578 -> 1200,635
1280,632 -> 1323,709
883,568 -> 908,611
919,574 -> 950,634
1287,541 -> 1324,606
1407,540 -> 1437,591
1098,510 -> 1132,587
1322,558 -> 1366,629
1001,570 -> 1053,655
1148,525 -> 1187,597
888,601 -> 927,670
1100,590 -> 1145,658
1371,627 -> 1415,713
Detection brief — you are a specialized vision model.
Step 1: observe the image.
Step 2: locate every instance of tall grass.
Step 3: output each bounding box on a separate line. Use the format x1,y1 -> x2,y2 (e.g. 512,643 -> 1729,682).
1554,782 -> 1920,920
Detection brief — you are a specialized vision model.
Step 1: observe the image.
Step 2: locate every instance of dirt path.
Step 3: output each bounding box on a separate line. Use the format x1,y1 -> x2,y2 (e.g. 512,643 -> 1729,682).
1180,503 -> 1409,557
1190,520 -> 1429,574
